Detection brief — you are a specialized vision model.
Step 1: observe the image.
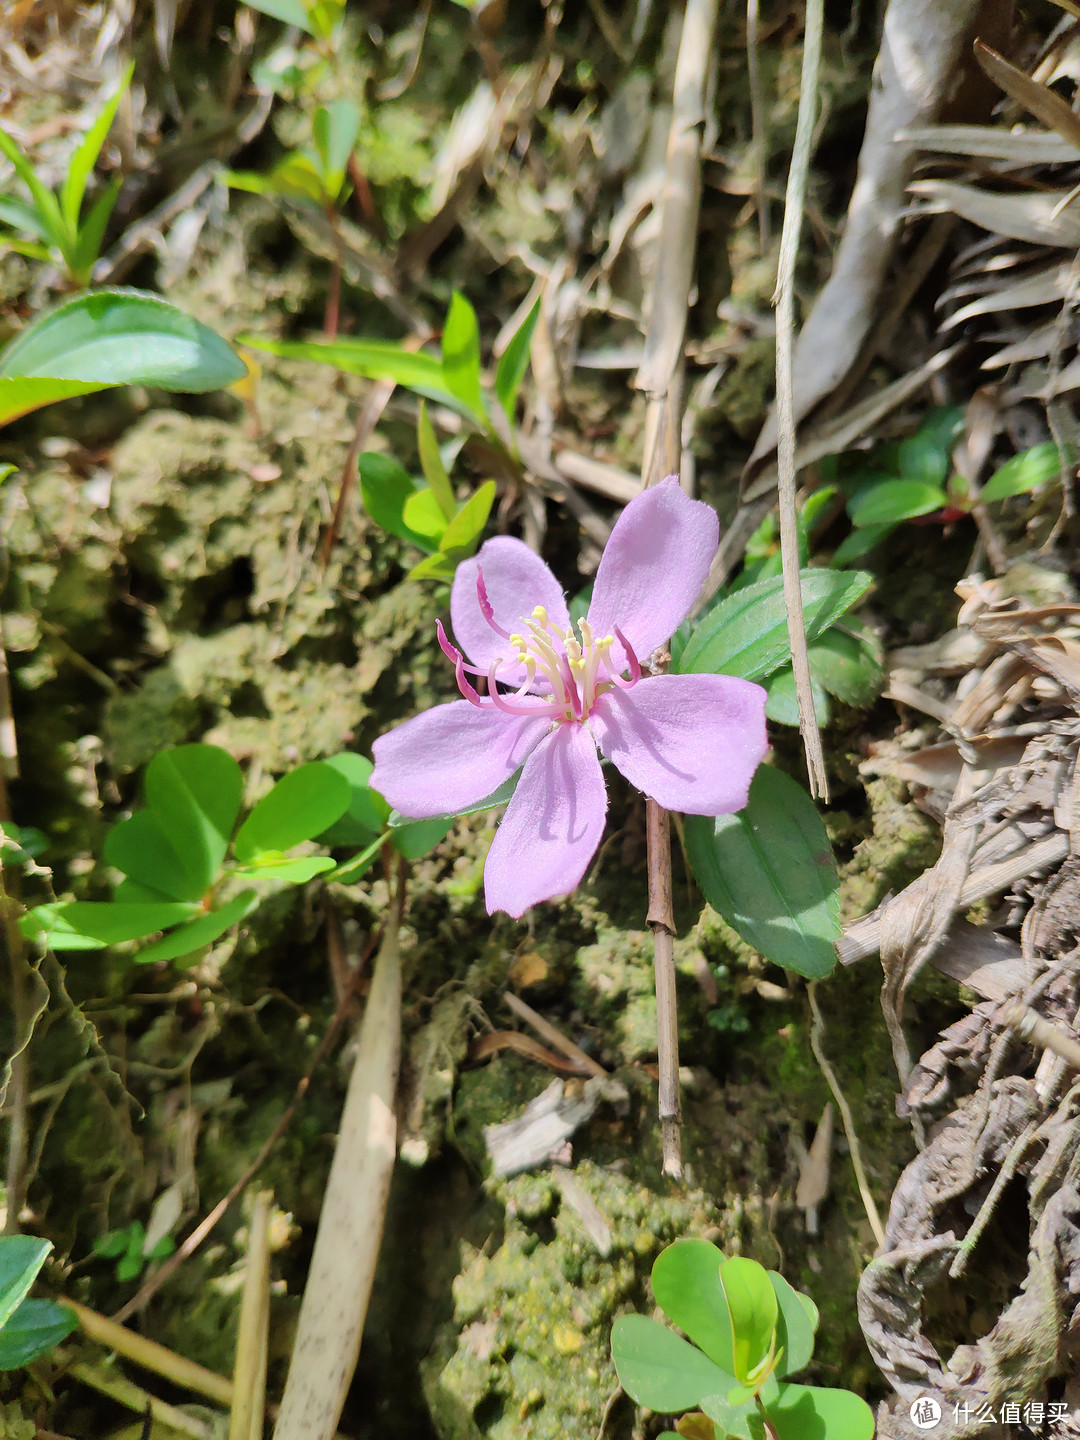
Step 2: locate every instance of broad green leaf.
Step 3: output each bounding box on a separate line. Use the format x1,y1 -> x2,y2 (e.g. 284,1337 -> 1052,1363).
113,877 -> 176,904
20,903 -> 103,950
720,1258 -> 778,1387
406,551 -> 457,580
144,746 -> 243,897
241,335 -> 464,414
764,1383 -> 875,1440
417,402 -> 457,520
980,440 -> 1076,503
133,890 -> 259,965
358,452 -> 438,550
0,377 -> 106,429
770,1273 -> 817,1380
807,629 -> 883,708
799,484 -> 837,531
106,810 -> 206,903
677,570 -> 873,681
847,479 -> 947,527
650,1240 -> 735,1375
23,901 -> 199,948
231,854 -> 337,882
402,486 -> 449,543
312,100 -> 360,201
0,1237 -> 51,1330
830,523 -> 893,565
244,0 -> 318,33
319,753 -> 390,845
438,479 -> 496,560
495,296 -> 540,422
233,762 -> 350,862
914,404 -> 965,453
0,127 -> 67,252
897,430 -> 949,487
390,815 -> 452,860
0,290 -> 246,391
0,1297 -> 77,1370
611,1314 -> 737,1413
685,765 -> 839,979
441,291 -> 485,422
764,667 -> 831,728
60,62 -> 133,231
699,1387 -> 759,1440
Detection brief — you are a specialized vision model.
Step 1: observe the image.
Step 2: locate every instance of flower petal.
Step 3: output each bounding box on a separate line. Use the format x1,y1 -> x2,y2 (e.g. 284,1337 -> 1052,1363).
586,478 -> 718,667
371,701 -> 552,819
452,536 -> 570,675
590,674 -> 768,815
485,722 -> 607,917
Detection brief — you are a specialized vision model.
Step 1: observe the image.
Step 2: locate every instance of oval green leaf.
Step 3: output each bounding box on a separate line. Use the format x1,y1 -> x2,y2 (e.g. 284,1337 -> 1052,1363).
611,1314 -> 736,1413
144,745 -> 244,897
0,1297 -> 77,1370
358,452 -> 438,551
720,1257 -> 778,1387
677,570 -> 873,681
105,810 -> 205,903
770,1273 -> 818,1379
807,628 -> 883,708
233,762 -> 350,863
22,901 -> 200,951
133,889 -> 259,965
684,765 -> 839,979
980,440 -> 1076,503
847,479 -> 947,527
319,752 -> 389,845
765,1382 -> 875,1440
0,1237 -> 51,1330
650,1240 -> 735,1375
441,291 -> 485,423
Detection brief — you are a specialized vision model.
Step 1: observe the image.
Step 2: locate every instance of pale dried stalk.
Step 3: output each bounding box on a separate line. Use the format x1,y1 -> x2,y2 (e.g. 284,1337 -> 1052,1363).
272,867 -> 404,1440
64,1300 -> 234,1407
634,0 -> 720,1181
229,1190 -> 272,1440
773,0 -> 828,799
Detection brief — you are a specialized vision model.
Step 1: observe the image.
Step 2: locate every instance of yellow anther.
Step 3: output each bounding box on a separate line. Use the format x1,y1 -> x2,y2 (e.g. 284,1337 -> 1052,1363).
598,634 -> 614,650
532,605 -> 548,624
509,632 -> 525,648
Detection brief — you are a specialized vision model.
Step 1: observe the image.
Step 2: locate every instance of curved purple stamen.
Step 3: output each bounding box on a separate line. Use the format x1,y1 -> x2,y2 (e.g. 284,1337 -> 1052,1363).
435,619 -> 487,677
437,620 -> 485,707
600,626 -> 641,691
486,659 -> 547,716
476,567 -> 514,641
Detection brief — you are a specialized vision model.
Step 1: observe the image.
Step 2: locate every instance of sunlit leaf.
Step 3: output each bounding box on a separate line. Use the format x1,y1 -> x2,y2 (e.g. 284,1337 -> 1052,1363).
437,479 -> 496,559
495,296 -> 540,422
233,762 -> 350,862
651,1240 -> 735,1375
847,479 -> 947,527
358,452 -> 439,551
143,745 -> 243,897
417,401 -> 457,520
440,291 -> 485,422
132,890 -> 259,965
611,1314 -> 737,1414
980,440 -> 1076,503
720,1258 -> 778,1387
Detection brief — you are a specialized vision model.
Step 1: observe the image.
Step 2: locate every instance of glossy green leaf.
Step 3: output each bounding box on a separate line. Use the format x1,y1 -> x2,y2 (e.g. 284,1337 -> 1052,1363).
650,1240 -> 735,1375
495,296 -> 540,422
244,0 -> 318,33
19,903 -> 102,950
830,523 -> 894,565
241,335 -> 465,414
113,877 -> 176,904
914,404 -> 965,453
358,452 -> 439,551
406,551 -> 457,581
685,765 -> 839,979
319,753 -> 389,845
233,762 -> 350,863
438,479 -> 496,560
770,1273 -> 818,1380
897,430 -> 949,487
105,810 -> 205,903
60,62 -> 133,232
0,1298 -> 77,1370
21,901 -> 199,950
143,745 -> 243,897
133,890 -> 259,965
402,486 -> 449,542
699,1387 -> 758,1440
720,1258 -> 778,1387
312,100 -> 360,200
764,1383 -> 875,1440
417,402 -> 457,519
0,376 -> 107,428
0,289 -> 245,391
677,570 -> 873,681
69,175 -> 123,282
228,153 -> 328,206
764,667 -> 831,728
231,854 -> 337,882
807,629 -> 883,708
611,1314 -> 737,1413
980,440 -> 1076,503
441,291 -> 485,422
0,1237 -> 51,1330
848,479 -> 947,527
390,815 -> 452,860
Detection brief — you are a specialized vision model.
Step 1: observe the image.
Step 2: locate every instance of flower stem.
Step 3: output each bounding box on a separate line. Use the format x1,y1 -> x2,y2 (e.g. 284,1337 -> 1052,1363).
646,797 -> 682,1179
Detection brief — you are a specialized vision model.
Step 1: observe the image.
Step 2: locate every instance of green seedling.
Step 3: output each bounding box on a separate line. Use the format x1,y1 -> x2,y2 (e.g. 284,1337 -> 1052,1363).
245,0 -> 346,44
0,1236 -> 76,1371
611,1240 -> 874,1440
0,64 -> 133,287
92,1222 -> 174,1284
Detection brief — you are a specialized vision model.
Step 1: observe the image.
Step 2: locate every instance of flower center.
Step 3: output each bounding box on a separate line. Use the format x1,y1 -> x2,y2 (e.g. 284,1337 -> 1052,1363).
438,572 -> 642,721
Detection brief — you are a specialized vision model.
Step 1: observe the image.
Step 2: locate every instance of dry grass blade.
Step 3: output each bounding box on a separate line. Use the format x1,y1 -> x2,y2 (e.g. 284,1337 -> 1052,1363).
899,124 -> 1080,163
229,1190 -> 272,1440
973,40 -> 1080,152
909,180 -> 1080,247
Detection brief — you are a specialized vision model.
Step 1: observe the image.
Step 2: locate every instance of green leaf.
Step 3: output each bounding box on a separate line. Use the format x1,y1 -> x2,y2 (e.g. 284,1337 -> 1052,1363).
390,816 -> 452,860
19,903 -> 102,950
830,524 -> 893,565
0,289 -> 246,391
68,176 -> 123,283
685,765 -> 839,979
60,62 -> 133,232
318,753 -> 390,844
764,1383 -> 875,1440
440,291 -> 485,423
677,570 -> 873,682
406,551 -> 457,581
244,0 -> 318,33
764,667 -> 831,728
720,1258 -> 778,1387
495,296 -> 540,422
93,1229 -> 133,1259
113,877 -> 177,904
20,900 -> 199,950
438,479 -> 496,560
0,1237 -> 51,1330
358,452 -> 439,550
241,335 -> 465,414
980,440 -> 1076,503
807,629 -> 883,708
651,1241 -> 735,1375
417,401 -> 457,520
770,1274 -> 817,1380
611,1314 -> 737,1413
233,762 -> 349,863
132,890 -> 259,965
847,479 -> 947,527
0,376 -> 107,429
897,430 -> 949,488
402,486 -> 450,543
312,100 -> 360,202
0,1298 -> 77,1370
699,1387 -> 759,1440
0,195 -> 53,242
231,854 -> 337,882
105,810 -> 206,903
144,746 -> 244,897
0,126 -> 67,253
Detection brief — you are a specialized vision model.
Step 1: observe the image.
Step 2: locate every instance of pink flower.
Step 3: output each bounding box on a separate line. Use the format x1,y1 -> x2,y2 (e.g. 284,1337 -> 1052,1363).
371,478 -> 768,917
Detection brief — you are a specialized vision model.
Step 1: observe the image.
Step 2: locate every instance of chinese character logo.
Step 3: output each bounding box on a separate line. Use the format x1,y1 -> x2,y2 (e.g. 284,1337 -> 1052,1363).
910,1396 -> 942,1429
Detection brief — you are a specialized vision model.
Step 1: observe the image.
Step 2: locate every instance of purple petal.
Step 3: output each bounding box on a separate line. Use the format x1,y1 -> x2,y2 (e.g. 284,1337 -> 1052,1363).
371,701 -> 552,818
485,722 -> 607,917
590,674 -> 768,815
451,536 -> 570,676
587,478 -> 718,668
